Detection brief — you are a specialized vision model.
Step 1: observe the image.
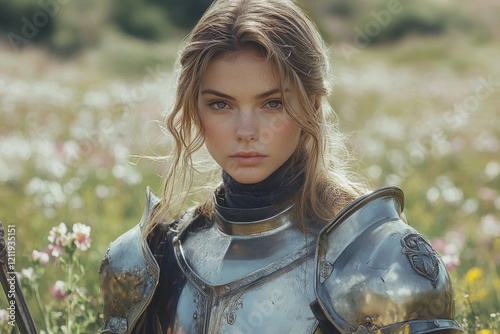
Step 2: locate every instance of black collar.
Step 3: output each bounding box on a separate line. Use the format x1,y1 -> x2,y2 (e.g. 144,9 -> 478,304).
221,158 -> 305,209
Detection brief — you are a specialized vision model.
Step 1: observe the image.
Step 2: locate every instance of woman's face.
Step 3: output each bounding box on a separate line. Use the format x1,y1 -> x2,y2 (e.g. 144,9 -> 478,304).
198,50 -> 302,184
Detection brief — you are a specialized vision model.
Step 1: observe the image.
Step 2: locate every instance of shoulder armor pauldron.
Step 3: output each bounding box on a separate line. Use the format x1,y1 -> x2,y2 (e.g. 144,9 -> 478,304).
99,187 -> 161,334
314,186 -> 463,333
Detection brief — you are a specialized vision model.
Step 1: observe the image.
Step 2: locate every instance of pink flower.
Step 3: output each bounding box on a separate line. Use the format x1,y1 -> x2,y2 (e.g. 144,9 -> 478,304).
31,250 -> 50,265
431,238 -> 446,253
441,254 -> 460,271
48,222 -> 70,246
432,230 -> 465,271
50,280 -> 67,300
47,244 -> 63,258
72,223 -> 91,251
478,187 -> 498,202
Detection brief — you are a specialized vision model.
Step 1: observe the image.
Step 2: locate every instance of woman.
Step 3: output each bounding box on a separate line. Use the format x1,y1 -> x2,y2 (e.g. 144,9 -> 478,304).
99,0 -> 462,333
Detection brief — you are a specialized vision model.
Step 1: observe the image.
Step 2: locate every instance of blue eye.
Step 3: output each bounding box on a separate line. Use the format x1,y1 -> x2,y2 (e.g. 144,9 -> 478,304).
210,101 -> 228,110
266,100 -> 282,109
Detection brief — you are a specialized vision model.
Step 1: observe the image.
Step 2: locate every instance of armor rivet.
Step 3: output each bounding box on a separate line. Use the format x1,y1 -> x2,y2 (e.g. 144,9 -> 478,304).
224,285 -> 230,292
227,312 -> 236,325
319,260 -> 334,283
193,312 -> 198,320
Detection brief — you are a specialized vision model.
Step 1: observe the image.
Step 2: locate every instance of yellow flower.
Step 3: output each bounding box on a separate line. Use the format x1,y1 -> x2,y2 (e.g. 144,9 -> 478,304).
465,267 -> 483,285
469,287 -> 489,302
477,330 -> 490,334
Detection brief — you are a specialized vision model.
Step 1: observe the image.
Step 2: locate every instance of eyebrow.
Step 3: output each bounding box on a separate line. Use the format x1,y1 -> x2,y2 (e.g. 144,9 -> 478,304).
200,87 -> 283,100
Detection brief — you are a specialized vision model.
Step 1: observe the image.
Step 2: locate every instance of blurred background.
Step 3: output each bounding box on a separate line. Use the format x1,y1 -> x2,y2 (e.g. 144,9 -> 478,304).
0,0 -> 499,332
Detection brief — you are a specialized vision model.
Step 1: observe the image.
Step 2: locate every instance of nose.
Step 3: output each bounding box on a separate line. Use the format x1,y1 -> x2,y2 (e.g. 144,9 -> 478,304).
235,110 -> 258,142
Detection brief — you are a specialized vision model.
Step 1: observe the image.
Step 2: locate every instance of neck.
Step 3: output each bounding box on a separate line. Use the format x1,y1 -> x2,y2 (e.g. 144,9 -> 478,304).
222,158 -> 305,209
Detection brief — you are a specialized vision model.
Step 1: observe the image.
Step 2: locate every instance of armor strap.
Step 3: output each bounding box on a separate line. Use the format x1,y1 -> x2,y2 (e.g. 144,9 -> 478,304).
310,300 -> 341,334
141,222 -> 180,333
380,319 -> 464,333
310,300 -> 463,334
145,210 -> 207,333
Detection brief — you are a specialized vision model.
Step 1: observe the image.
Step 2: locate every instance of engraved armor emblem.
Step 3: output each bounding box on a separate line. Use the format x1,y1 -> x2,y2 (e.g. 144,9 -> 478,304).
105,317 -> 127,333
401,233 -> 440,287
222,294 -> 244,325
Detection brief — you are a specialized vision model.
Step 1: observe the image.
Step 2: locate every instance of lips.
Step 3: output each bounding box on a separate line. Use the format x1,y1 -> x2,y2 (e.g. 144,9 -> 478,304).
231,151 -> 267,158
230,151 -> 267,165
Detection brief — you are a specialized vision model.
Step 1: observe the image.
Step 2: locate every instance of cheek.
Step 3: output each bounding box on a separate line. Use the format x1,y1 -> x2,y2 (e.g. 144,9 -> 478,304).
200,115 -> 215,136
276,117 -> 301,141
263,121 -> 300,152
267,113 -> 289,133
202,118 -> 227,146
283,124 -> 302,147
258,114 -> 292,143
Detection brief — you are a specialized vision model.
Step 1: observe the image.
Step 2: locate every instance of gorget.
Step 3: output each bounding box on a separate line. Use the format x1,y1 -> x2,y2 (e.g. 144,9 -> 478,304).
167,197 -> 321,333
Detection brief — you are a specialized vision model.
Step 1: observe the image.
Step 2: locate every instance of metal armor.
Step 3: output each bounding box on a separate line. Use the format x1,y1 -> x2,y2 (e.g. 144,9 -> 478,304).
99,186 -> 463,333
315,187 -> 463,333
99,187 -> 161,333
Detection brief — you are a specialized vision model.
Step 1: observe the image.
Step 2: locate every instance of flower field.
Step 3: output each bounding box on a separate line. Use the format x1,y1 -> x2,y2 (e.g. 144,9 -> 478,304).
1,6 -> 500,334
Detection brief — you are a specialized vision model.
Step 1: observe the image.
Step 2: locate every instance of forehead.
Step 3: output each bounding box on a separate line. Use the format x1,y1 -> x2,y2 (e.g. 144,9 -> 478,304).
201,50 -> 280,90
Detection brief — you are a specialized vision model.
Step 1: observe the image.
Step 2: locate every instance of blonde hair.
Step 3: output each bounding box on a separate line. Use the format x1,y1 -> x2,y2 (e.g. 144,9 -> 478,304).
148,0 -> 368,235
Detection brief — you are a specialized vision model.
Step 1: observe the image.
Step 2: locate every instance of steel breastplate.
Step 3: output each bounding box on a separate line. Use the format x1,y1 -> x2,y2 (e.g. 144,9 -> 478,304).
165,202 -> 321,334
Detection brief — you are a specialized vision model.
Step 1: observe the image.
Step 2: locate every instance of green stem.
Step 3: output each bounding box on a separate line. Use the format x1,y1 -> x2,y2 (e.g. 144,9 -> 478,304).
33,282 -> 50,332
66,253 -> 73,333
465,293 -> 477,330
486,255 -> 500,306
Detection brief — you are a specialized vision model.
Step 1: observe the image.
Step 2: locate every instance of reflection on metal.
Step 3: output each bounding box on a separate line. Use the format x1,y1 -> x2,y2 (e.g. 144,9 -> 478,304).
99,187 -> 161,333
168,190 -> 320,333
100,186 -> 463,333
315,186 -> 463,333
